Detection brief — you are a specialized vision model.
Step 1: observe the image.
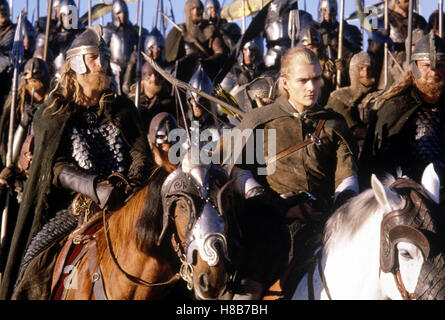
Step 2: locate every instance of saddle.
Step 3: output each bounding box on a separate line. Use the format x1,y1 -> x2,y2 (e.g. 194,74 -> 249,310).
50,212 -> 107,300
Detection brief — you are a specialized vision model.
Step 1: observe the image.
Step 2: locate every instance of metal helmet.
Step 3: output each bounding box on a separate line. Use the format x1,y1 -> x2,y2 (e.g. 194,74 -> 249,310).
349,52 -> 373,83
411,30 -> 445,78
185,0 -> 204,22
187,66 -> 212,103
112,0 -> 129,28
299,26 -> 322,49
405,28 -> 426,54
242,36 -> 264,63
59,0 -> 77,29
144,27 -> 166,57
204,0 -> 221,20
66,25 -> 111,74
232,76 -> 276,111
22,18 -> 36,52
22,57 -> 50,83
148,112 -> 179,147
264,45 -> 286,69
318,0 -> 338,24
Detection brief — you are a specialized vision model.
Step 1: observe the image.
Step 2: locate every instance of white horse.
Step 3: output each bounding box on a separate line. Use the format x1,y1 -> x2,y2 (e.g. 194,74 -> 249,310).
290,164 -> 445,300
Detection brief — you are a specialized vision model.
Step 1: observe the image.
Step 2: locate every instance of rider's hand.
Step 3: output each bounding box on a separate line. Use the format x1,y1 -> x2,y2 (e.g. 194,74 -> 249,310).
0,166 -> 16,190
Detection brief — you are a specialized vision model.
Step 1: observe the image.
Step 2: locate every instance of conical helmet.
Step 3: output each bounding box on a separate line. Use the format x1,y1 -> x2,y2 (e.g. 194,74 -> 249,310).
187,66 -> 212,103
66,25 -> 111,74
411,30 -> 445,77
112,0 -> 129,27
204,0 -> 220,20
144,27 -> 166,58
22,57 -> 50,83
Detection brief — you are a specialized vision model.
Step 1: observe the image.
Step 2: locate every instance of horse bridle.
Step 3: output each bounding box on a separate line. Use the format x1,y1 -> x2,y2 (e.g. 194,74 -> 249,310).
380,179 -> 434,300
306,179 -> 434,300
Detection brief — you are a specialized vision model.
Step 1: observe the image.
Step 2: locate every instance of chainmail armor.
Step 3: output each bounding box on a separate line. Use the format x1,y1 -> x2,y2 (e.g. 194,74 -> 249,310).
411,106 -> 445,169
62,112 -> 131,178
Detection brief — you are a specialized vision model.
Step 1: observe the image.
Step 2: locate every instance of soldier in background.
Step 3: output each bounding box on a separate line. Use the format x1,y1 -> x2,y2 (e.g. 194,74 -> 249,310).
221,36 -> 266,93
204,0 -> 241,51
129,61 -> 176,135
388,0 -> 427,53
103,0 -> 139,95
34,0 -> 84,80
327,52 -> 377,151
298,25 -> 336,106
315,0 -> 362,87
165,0 -> 228,81
0,0 -> 15,108
122,28 -> 167,96
263,0 -> 314,72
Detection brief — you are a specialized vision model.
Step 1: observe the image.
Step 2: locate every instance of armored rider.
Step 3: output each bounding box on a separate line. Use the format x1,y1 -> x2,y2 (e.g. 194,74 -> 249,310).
0,25 -> 153,300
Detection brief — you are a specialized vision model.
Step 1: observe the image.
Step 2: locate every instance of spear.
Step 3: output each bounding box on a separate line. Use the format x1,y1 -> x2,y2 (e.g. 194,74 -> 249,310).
135,0 -> 143,108
88,0 -> 92,27
406,0 -> 414,66
43,0 -> 54,62
439,0 -> 443,38
1,11 -> 24,278
383,0 -> 389,88
336,0 -> 345,89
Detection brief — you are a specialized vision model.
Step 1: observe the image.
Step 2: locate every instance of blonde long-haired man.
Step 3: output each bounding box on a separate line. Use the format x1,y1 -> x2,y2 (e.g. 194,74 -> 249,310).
0,25 -> 154,300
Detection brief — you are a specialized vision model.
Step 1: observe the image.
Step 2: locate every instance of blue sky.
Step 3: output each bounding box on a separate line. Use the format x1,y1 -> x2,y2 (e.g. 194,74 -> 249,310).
7,0 -> 441,44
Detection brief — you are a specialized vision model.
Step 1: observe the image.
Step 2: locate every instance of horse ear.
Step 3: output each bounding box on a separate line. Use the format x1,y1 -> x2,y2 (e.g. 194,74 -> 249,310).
421,163 -> 440,204
371,174 -> 401,212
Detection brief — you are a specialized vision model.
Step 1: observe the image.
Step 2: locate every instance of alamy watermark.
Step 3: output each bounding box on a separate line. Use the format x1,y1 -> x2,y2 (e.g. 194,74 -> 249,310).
167,121 -> 277,176
60,5 -> 79,29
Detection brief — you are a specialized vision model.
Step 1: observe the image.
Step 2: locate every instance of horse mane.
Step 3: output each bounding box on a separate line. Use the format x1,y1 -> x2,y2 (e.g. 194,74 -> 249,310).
135,167 -> 171,254
323,174 -> 398,254
96,166 -> 170,258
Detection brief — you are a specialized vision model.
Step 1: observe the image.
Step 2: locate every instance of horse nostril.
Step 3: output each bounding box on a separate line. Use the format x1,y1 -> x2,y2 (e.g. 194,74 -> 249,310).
199,272 -> 210,292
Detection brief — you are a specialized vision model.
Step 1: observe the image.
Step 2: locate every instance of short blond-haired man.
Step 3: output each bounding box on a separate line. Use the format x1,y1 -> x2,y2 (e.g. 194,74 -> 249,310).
230,47 -> 359,299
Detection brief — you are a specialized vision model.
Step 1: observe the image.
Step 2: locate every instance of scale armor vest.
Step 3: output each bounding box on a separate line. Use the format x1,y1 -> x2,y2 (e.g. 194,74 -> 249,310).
62,113 -> 131,177
411,106 -> 445,169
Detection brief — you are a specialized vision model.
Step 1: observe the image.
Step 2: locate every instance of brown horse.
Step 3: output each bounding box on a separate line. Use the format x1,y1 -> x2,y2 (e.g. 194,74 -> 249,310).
50,162 -> 236,300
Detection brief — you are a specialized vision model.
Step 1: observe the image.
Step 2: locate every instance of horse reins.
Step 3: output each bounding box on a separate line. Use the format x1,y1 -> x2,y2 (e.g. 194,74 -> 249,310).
392,267 -> 416,300
101,209 -> 181,288
307,248 -> 333,300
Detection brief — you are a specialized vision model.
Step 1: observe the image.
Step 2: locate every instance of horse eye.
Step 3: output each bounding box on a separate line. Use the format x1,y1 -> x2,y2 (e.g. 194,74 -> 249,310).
399,250 -> 413,260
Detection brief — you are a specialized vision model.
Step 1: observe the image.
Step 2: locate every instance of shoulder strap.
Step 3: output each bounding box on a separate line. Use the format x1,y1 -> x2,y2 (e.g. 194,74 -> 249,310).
266,119 -> 326,166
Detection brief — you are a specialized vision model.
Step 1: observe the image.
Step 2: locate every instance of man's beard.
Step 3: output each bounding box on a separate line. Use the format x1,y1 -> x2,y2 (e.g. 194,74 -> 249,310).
77,72 -> 111,94
25,80 -> 45,94
415,75 -> 445,99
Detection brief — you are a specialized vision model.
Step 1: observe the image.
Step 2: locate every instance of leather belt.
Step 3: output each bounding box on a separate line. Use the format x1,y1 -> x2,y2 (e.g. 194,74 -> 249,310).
266,119 -> 326,166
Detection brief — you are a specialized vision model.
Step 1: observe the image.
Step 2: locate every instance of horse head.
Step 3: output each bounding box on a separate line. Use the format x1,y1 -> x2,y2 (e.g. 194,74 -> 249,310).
373,164 -> 445,300
157,159 -> 235,300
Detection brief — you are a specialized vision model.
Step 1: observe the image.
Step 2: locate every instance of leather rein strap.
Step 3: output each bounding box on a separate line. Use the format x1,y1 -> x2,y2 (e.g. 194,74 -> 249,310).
391,267 -> 416,300
266,119 -> 326,166
307,248 -> 333,300
101,209 -> 181,289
